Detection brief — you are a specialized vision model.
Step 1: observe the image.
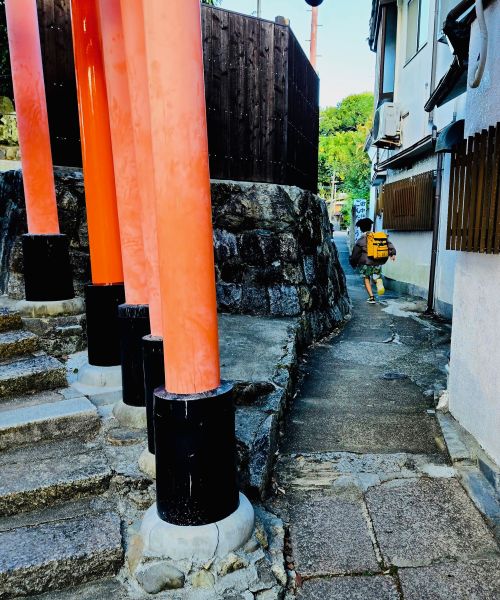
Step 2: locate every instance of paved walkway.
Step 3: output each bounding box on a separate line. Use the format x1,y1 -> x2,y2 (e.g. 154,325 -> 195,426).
272,232 -> 500,599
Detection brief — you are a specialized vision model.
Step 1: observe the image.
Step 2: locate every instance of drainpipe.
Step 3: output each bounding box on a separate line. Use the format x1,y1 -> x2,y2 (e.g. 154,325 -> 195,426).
426,151 -> 443,315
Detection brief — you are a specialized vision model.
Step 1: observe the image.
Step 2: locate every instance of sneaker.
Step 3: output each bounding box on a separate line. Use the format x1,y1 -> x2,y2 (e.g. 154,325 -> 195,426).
375,278 -> 385,295
367,296 -> 376,304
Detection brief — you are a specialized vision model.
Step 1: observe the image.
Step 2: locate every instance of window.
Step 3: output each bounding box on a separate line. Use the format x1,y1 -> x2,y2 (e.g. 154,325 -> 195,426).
406,0 -> 430,62
378,3 -> 398,104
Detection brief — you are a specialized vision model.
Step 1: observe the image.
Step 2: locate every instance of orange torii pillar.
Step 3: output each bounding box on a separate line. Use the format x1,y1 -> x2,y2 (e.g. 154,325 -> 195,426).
120,0 -> 163,455
97,0 -> 152,408
70,0 -> 125,367
139,0 -> 253,550
5,0 -> 74,302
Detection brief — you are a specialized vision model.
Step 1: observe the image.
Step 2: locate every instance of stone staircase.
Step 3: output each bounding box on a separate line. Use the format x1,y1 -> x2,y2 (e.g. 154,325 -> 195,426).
0,308 -> 124,599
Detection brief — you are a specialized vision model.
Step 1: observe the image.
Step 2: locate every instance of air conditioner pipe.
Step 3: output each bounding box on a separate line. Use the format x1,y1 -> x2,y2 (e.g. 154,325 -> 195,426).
469,0 -> 488,88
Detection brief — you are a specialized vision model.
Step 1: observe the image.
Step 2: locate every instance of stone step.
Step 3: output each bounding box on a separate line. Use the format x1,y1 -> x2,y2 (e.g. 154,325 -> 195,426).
0,438 -> 111,517
0,390 -> 99,450
0,308 -> 22,333
28,578 -> 130,600
0,329 -> 39,361
0,354 -> 67,398
0,508 -> 123,598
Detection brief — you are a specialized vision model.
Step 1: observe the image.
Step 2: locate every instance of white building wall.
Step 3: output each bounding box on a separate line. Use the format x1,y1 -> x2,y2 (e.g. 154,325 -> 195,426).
370,0 -> 462,316
383,231 -> 433,294
448,0 -> 500,465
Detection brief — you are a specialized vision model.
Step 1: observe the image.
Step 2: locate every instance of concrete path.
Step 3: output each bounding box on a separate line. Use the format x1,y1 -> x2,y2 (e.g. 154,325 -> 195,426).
272,232 -> 500,599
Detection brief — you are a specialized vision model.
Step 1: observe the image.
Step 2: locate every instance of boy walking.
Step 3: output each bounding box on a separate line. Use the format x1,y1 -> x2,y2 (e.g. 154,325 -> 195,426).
349,218 -> 396,303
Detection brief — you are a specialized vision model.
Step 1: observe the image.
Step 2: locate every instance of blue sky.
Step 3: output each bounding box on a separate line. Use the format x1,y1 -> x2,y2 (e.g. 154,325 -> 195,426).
218,0 -> 375,107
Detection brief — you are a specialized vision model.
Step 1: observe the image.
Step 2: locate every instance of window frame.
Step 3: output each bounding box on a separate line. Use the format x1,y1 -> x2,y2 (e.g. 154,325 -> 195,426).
377,3 -> 398,106
404,0 -> 429,66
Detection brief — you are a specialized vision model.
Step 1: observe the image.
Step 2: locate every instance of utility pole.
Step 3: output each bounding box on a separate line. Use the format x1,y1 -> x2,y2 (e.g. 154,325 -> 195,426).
257,0 -> 261,19
310,5 -> 318,70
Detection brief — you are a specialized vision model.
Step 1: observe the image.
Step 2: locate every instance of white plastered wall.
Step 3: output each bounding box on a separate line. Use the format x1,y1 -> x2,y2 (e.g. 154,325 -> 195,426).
371,0 -> 462,314
448,0 -> 500,465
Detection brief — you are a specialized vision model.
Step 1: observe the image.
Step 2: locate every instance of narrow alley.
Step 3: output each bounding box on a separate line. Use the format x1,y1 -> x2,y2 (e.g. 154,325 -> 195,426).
272,232 -> 500,599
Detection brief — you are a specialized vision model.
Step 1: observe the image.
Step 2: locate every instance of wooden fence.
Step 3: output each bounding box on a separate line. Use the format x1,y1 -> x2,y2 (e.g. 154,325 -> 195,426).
36,0 -> 82,167
380,171 -> 435,231
447,124 -> 500,253
25,3 -> 319,191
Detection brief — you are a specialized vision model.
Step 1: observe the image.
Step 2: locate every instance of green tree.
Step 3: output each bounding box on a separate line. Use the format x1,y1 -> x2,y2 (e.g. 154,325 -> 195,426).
201,0 -> 223,5
318,93 -> 373,223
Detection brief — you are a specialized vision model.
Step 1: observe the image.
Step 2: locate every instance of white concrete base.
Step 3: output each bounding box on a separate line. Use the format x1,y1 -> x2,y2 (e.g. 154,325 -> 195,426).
113,400 -> 147,429
138,448 -> 156,479
76,362 -> 122,387
140,493 -> 254,562
16,297 -> 85,318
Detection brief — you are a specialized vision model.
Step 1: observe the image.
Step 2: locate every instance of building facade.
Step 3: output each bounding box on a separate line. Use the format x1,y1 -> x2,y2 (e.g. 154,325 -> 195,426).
368,0 -> 500,466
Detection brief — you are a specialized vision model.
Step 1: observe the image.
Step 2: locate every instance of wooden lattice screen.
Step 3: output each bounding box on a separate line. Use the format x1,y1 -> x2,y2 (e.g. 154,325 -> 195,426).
380,171 -> 435,231
447,124 -> 500,253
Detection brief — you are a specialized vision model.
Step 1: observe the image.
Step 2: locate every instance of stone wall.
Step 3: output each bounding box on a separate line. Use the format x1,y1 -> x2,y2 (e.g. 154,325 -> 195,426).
1,168 -> 90,300
0,97 -> 20,160
0,169 -> 350,345
212,180 -> 350,343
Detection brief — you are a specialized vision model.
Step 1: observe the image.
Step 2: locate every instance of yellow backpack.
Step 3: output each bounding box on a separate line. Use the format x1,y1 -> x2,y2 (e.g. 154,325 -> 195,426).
366,232 -> 389,261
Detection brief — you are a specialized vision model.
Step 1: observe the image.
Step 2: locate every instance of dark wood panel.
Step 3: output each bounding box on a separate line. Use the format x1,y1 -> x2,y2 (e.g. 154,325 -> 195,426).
447,123 -> 500,254
29,3 -> 319,190
36,0 -> 82,167
381,171 -> 435,231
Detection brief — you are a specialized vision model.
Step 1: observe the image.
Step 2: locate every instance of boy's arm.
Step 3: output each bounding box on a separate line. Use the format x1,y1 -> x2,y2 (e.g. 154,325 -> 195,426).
349,243 -> 361,267
388,239 -> 396,257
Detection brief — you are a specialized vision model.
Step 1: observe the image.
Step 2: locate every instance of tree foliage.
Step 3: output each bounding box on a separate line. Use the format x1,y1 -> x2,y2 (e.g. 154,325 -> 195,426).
201,0 -> 223,5
318,93 -> 373,218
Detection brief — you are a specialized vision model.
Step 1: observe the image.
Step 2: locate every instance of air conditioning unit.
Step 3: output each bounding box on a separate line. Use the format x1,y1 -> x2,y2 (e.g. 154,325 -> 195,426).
372,103 -> 401,148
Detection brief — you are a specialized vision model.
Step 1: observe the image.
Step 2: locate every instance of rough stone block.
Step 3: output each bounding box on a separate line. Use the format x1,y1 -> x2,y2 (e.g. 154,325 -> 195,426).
289,493 -> 379,577
399,558 -> 500,599
217,283 -> 243,312
249,414 -> 279,496
0,442 -> 111,516
0,511 -> 123,598
0,354 -> 67,398
135,561 -> 185,593
241,286 -> 269,314
297,576 -> 399,599
0,308 -> 22,333
366,478 -> 499,567
214,229 -> 239,263
0,394 -> 99,450
0,329 -> 39,360
268,286 -> 301,317
27,579 -> 130,600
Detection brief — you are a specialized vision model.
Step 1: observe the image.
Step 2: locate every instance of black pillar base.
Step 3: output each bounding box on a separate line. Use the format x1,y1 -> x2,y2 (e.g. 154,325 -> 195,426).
22,234 -> 74,301
142,334 -> 165,454
118,304 -> 151,406
154,381 -> 238,526
85,283 -> 125,367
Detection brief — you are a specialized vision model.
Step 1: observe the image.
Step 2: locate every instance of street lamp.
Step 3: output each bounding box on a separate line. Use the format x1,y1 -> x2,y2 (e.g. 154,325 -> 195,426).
305,0 -> 324,6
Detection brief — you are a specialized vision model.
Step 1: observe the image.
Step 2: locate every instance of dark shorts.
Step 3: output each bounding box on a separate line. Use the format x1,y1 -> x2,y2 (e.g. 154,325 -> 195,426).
358,265 -> 382,278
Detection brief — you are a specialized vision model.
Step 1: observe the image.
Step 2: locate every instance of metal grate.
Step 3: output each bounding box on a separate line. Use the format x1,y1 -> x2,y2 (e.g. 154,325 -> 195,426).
447,123 -> 500,253
380,171 -> 435,231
